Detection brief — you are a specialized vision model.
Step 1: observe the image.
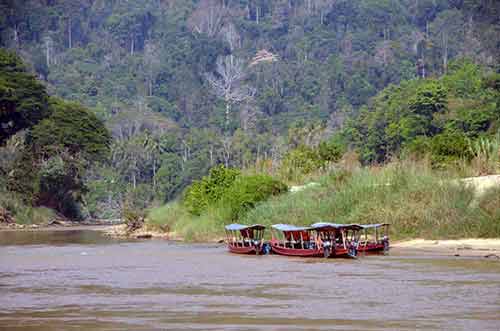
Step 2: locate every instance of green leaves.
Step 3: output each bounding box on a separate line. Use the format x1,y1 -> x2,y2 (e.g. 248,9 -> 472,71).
280,145 -> 324,181
409,81 -> 447,120
0,49 -> 49,145
29,97 -> 111,162
183,165 -> 241,215
182,163 -> 287,221
221,175 -> 288,220
344,60 -> 498,165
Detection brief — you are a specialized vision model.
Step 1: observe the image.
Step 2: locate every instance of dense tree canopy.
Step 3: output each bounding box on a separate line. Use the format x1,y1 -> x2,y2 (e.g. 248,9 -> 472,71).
343,60 -> 499,165
0,48 -> 111,219
0,49 -> 49,145
29,97 -> 111,161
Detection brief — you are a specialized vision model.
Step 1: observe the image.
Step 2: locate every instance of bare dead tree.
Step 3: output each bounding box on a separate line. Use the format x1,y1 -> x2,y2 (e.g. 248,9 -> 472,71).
144,41 -> 161,96
205,55 -> 255,130
221,135 -> 232,167
187,0 -> 225,37
315,0 -> 333,25
218,22 -> 240,52
239,103 -> 258,132
43,36 -> 53,68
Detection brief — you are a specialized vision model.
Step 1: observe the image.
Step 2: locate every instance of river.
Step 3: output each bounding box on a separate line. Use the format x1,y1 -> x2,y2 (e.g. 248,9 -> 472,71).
1,229 -> 500,330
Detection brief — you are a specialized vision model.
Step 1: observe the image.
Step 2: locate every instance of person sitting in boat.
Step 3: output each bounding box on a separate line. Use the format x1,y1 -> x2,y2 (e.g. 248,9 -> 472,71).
315,234 -> 323,250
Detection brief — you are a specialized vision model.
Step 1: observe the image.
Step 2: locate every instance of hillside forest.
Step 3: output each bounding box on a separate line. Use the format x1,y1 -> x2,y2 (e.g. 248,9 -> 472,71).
0,0 -> 499,224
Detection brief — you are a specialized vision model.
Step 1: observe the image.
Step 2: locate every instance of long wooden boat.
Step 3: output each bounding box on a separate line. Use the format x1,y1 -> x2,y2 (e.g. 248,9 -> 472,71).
270,223 -> 362,258
224,224 -> 268,255
356,223 -> 390,253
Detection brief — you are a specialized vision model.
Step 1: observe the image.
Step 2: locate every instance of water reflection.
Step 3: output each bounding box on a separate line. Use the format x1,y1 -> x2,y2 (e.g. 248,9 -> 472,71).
1,230 -> 499,330
0,228 -> 128,246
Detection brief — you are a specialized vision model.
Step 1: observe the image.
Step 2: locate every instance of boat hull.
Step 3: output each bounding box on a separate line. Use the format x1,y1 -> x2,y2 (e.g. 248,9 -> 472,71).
227,244 -> 260,255
357,243 -> 387,253
270,241 -> 353,258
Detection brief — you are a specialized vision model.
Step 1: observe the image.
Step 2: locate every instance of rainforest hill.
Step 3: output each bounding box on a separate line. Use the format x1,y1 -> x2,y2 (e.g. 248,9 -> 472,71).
0,0 -> 499,223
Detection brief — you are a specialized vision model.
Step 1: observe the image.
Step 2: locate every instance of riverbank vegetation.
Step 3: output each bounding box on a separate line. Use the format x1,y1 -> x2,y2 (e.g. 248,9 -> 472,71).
147,160 -> 500,241
0,49 -> 110,224
242,163 -> 500,240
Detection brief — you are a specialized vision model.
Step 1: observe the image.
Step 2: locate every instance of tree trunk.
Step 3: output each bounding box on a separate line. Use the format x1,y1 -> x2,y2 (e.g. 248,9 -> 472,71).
45,39 -> 50,67
422,20 -> 428,79
209,145 -> 214,166
225,101 -> 231,131
131,37 -> 135,56
13,24 -> 19,48
222,136 -> 231,168
442,32 -> 448,74
152,157 -> 156,191
68,17 -> 72,49
383,28 -> 387,66
149,73 -> 153,96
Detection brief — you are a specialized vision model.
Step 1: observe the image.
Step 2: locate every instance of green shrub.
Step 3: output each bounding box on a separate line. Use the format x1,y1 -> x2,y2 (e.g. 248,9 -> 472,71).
183,165 -> 240,215
220,174 -> 288,220
430,131 -> 472,167
280,145 -> 324,181
147,174 -> 287,240
318,139 -> 344,163
402,136 -> 431,159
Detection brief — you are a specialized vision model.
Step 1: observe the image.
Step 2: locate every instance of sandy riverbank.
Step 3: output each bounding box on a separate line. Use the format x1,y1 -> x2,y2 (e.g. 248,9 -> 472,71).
100,224 -> 182,240
0,224 -> 111,232
0,222 -> 181,240
0,219 -> 123,231
392,239 -> 500,258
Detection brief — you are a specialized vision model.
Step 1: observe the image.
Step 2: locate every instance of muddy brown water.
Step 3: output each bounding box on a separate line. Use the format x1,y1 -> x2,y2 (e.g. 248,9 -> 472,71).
1,230 -> 500,331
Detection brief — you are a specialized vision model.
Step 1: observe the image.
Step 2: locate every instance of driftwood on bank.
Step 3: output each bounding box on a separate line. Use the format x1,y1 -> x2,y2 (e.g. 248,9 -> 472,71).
125,215 -> 145,234
0,207 -> 15,224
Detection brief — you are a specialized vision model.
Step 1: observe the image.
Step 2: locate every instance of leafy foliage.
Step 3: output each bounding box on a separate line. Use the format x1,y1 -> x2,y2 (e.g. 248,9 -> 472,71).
29,98 -> 111,161
429,131 -> 472,167
0,53 -> 112,220
183,165 -> 241,215
344,61 -> 499,165
0,49 -> 49,145
35,154 -> 86,219
280,145 -> 324,181
220,175 -> 288,220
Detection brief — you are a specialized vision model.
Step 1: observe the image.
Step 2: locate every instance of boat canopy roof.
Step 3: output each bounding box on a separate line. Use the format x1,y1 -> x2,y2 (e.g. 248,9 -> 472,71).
359,223 -> 390,229
271,224 -> 312,232
272,222 -> 363,232
311,222 -> 363,231
224,223 -> 266,231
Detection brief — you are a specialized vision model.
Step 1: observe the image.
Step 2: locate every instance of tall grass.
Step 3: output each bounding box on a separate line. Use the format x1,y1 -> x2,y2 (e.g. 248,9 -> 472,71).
243,162 -> 498,240
469,131 -> 500,175
147,161 -> 500,241
147,201 -> 229,241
